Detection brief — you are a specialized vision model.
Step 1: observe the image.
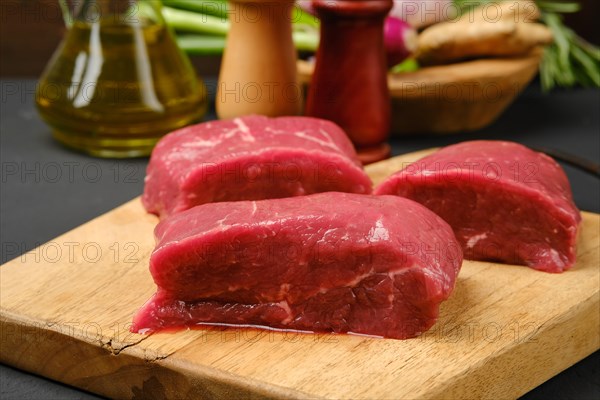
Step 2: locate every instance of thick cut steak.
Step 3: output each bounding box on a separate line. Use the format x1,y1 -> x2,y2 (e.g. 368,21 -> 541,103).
374,141 -> 581,272
143,116 -> 372,217
132,193 -> 462,339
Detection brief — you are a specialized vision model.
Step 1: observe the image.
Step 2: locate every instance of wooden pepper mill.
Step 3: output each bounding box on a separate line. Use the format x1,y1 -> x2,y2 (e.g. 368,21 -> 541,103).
217,0 -> 302,119
306,0 -> 393,164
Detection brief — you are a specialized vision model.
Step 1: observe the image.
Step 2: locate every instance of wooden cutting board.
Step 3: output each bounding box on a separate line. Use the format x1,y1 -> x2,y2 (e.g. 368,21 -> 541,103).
1,149 -> 598,400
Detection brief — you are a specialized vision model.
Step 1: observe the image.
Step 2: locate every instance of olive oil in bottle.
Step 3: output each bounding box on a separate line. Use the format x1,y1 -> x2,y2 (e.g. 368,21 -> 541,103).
36,0 -> 207,158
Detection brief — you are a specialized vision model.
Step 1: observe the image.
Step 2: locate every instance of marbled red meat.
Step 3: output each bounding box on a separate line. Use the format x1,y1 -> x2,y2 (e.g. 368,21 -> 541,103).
132,192 -> 462,339
374,141 -> 581,272
142,115 -> 372,217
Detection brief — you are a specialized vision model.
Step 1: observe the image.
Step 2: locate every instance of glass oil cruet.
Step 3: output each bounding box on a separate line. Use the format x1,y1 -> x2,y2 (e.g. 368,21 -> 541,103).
36,0 -> 207,157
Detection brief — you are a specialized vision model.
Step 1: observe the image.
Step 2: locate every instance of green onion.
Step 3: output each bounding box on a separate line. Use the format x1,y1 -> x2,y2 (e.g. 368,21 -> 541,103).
176,32 -> 317,55
160,2 -> 319,53
162,6 -> 230,35
177,35 -> 227,55
291,31 -> 320,52
162,0 -> 229,19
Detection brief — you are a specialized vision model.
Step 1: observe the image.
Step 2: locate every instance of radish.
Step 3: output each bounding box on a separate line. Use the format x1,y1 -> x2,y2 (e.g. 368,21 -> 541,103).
384,16 -> 418,68
390,0 -> 454,28
297,0 -> 315,16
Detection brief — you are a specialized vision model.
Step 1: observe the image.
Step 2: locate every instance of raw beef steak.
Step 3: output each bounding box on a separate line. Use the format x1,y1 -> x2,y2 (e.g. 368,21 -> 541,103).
142,116 -> 372,217
374,141 -> 581,272
132,192 -> 462,339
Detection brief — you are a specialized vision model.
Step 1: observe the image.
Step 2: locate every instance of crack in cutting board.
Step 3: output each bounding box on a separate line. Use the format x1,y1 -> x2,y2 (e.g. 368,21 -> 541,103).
1,149 -> 598,399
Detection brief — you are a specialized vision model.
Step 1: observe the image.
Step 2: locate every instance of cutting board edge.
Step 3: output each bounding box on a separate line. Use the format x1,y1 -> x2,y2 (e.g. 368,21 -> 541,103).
0,311 -> 319,400
421,290 -> 600,400
2,289 -> 598,400
153,288 -> 600,400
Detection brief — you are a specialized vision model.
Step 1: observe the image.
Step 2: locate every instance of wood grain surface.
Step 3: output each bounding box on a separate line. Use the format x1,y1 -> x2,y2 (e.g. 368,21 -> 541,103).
1,149 -> 598,400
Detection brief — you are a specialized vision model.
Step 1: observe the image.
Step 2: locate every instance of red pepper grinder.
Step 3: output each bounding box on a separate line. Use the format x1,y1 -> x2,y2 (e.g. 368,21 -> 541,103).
306,0 -> 393,164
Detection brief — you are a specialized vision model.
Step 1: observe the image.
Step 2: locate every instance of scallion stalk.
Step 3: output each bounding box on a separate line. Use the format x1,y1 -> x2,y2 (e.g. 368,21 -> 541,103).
161,3 -> 319,53
162,6 -> 230,35
162,0 -> 229,19
177,35 -> 227,55
176,31 -> 317,54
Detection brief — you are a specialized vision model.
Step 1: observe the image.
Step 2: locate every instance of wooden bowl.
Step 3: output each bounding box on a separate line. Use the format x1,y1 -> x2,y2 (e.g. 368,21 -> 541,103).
297,50 -> 542,135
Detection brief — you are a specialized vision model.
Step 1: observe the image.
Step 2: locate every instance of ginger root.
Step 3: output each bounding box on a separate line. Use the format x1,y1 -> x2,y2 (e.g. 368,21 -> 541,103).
467,0 -> 541,23
416,1 -> 553,65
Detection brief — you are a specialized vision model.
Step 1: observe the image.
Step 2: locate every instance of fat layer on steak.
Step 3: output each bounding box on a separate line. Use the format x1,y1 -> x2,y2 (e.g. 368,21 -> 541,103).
142,115 -> 372,218
374,141 -> 581,272
132,192 -> 463,339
